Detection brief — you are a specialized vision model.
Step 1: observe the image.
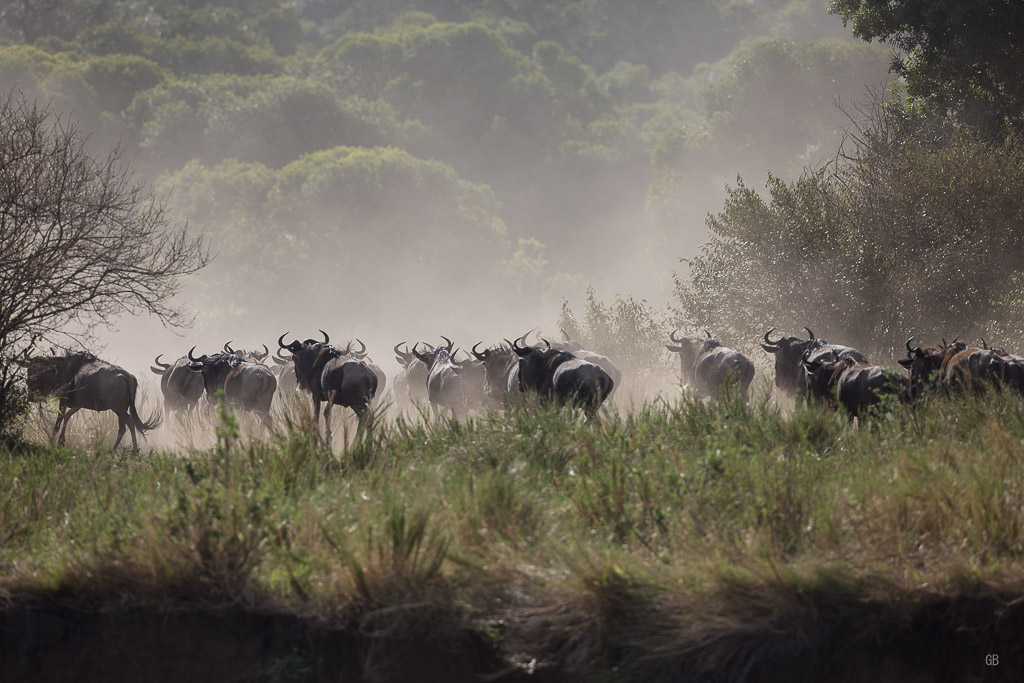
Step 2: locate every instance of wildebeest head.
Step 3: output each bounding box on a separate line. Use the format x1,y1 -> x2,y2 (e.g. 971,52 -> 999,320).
223,341 -> 270,362
666,330 -> 723,386
22,351 -> 98,400
761,327 -> 823,393
411,337 -> 454,369
801,348 -> 845,399
187,347 -> 244,396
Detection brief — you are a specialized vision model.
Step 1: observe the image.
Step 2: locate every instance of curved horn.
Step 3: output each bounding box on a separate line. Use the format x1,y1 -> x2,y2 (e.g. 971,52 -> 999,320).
278,332 -> 289,349
187,346 -> 203,363
763,327 -> 782,345
353,339 -> 367,357
320,329 -> 330,344
541,338 -> 551,350
154,354 -> 170,370
411,342 -> 432,365
439,335 -> 454,352
471,341 -> 488,360
253,343 -> 269,360
669,329 -> 685,343
705,330 -> 712,339
804,327 -> 815,341
224,341 -> 235,354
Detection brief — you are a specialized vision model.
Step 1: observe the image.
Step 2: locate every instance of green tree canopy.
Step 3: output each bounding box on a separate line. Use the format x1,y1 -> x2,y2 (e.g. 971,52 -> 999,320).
831,0 -> 1024,136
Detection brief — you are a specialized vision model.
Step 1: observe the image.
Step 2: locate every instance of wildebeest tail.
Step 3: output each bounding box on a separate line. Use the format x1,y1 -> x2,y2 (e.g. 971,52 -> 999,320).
128,374 -> 162,433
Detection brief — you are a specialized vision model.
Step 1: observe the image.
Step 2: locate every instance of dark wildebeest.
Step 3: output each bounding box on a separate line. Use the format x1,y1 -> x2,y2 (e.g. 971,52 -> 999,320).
341,339 -> 387,407
512,337 -> 614,418
802,350 -> 908,416
665,330 -> 754,400
278,331 -> 378,445
471,341 -> 519,409
393,341 -> 431,410
150,354 -> 205,419
187,348 -> 277,429
761,327 -> 868,398
411,336 -> 476,419
21,352 -> 160,449
553,331 -> 622,400
897,337 -> 967,398
983,340 -> 1024,393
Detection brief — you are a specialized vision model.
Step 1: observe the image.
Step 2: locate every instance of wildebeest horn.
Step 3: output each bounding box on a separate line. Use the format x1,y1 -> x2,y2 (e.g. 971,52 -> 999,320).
804,327 -> 815,340
411,342 -> 432,365
512,335 -> 531,357
471,341 -> 488,360
951,335 -> 960,345
981,338 -> 988,350
440,335 -> 454,352
541,338 -> 551,350
763,327 -> 782,345
669,329 -> 684,343
150,354 -> 170,375
353,339 -> 367,357
320,329 -> 330,344
905,337 -> 923,357
278,333 -> 290,349
187,346 -> 205,363
154,354 -> 170,370
705,330 -> 711,338
272,350 -> 290,365
224,341 -> 235,353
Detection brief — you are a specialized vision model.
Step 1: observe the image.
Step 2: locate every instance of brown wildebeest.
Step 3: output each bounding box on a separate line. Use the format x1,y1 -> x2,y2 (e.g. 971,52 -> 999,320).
21,351 -> 160,449
666,329 -> 754,400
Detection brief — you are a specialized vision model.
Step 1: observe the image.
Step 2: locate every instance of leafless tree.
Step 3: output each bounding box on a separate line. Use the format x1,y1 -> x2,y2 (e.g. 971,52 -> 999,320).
0,91 -> 210,435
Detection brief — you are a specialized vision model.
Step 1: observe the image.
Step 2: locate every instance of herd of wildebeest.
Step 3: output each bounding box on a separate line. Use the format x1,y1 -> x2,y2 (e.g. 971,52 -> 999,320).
14,325 -> 1024,450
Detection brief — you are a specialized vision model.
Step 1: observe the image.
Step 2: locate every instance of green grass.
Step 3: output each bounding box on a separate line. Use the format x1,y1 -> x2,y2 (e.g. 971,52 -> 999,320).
2,389 -> 1024,678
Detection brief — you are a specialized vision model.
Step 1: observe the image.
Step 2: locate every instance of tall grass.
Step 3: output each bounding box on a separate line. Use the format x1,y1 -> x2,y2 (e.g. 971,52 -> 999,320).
3,389 -> 1024,676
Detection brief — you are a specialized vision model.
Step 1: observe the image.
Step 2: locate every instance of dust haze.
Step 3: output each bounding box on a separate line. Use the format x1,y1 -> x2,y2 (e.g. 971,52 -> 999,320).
0,1 -> 892,407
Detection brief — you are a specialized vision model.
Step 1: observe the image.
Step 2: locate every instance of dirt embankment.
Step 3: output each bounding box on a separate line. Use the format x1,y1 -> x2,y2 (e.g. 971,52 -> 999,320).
1,595 -> 1023,682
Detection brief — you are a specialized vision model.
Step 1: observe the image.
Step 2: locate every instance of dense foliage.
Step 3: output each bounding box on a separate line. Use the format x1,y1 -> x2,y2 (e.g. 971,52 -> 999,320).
831,0 -> 1024,137
0,0 -> 887,335
675,96 -> 1024,358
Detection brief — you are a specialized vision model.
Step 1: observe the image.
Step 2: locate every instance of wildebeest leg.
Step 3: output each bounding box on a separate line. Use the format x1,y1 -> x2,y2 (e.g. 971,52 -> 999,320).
259,410 -> 273,434
311,398 -> 322,443
111,410 -> 133,451
56,405 -> 80,446
323,393 -> 335,447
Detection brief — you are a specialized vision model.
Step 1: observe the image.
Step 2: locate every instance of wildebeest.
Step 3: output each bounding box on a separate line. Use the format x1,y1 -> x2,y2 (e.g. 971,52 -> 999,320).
270,349 -> 298,393
552,331 -> 622,400
278,331 -> 378,444
761,327 -> 868,397
897,337 -> 966,398
341,339 -> 387,407
392,341 -> 431,410
411,336 -> 477,419
665,330 -> 754,400
150,354 -> 204,419
939,339 -> 1021,394
802,350 -> 908,416
223,342 -> 270,363
21,351 -> 160,449
187,348 -> 277,429
512,337 -> 614,418
471,341 -> 518,408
